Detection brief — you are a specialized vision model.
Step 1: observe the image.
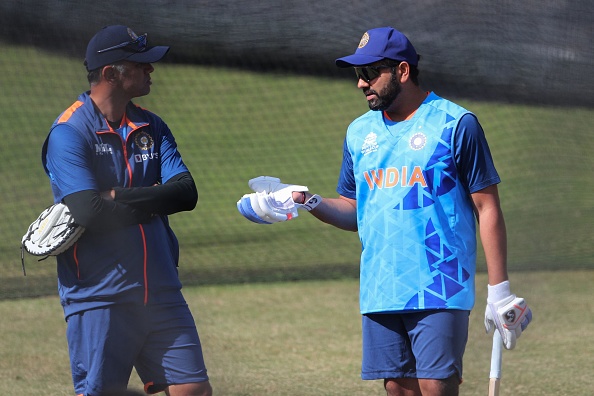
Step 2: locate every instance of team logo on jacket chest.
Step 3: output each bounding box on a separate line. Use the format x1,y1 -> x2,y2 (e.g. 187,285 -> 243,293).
361,132 -> 379,156
409,133 -> 427,150
135,131 -> 154,150
95,143 -> 113,155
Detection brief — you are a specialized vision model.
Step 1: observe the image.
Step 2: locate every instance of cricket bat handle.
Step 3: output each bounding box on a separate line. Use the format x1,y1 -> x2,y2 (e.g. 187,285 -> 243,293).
488,330 -> 503,396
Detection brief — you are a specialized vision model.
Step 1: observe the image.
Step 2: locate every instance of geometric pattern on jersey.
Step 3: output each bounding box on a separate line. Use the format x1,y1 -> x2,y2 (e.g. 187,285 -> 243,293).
399,123 -> 471,308
404,218 -> 472,309
352,93 -> 477,314
394,123 -> 457,210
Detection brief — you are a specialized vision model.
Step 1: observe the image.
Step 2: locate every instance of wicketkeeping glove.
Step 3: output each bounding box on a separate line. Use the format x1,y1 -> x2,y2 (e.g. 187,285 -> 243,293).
484,280 -> 532,350
21,203 -> 86,275
237,176 -> 321,224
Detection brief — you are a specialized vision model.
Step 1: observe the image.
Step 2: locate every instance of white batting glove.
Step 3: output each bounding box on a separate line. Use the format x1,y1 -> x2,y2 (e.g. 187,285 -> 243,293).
484,280 -> 532,350
249,176 -> 322,212
237,176 -> 320,224
250,176 -> 307,221
237,193 -> 274,224
247,176 -> 303,194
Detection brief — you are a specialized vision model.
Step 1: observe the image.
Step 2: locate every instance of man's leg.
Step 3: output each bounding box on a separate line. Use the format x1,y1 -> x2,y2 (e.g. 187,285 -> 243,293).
137,301 -> 210,395
66,305 -> 145,395
384,378 -> 420,396
385,376 -> 459,396
166,381 -> 213,396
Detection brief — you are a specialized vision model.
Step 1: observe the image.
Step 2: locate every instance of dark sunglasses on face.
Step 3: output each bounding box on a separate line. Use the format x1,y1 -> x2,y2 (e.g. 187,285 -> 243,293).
354,65 -> 392,83
97,34 -> 148,53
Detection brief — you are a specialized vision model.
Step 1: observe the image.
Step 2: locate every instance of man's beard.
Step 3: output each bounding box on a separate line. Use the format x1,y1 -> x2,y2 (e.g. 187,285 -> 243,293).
365,74 -> 401,111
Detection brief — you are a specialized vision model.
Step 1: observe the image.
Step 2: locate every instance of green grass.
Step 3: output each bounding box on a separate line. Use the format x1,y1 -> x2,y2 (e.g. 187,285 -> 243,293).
1,270 -> 593,395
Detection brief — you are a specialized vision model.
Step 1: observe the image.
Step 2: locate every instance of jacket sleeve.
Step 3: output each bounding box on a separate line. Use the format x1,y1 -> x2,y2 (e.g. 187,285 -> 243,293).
111,171 -> 198,215
63,190 -> 153,230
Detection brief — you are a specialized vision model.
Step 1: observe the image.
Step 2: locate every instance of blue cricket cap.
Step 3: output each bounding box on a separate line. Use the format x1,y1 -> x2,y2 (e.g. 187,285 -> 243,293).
84,25 -> 170,71
335,27 -> 419,68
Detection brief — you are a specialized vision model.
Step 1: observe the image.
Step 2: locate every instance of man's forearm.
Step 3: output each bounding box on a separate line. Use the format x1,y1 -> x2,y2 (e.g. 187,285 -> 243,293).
64,190 -> 152,230
302,193 -> 358,232
111,172 -> 198,215
479,206 -> 509,285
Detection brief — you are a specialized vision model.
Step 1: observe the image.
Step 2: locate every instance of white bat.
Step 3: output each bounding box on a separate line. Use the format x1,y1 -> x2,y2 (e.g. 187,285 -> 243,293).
488,330 -> 503,396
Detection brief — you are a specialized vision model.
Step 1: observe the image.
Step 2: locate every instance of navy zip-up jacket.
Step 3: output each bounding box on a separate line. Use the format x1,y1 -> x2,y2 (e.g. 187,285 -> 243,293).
42,92 -> 196,319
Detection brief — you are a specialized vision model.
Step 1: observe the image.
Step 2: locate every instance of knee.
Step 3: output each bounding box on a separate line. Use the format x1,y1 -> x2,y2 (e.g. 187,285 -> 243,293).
197,381 -> 213,396
384,378 -> 420,395
166,380 -> 212,396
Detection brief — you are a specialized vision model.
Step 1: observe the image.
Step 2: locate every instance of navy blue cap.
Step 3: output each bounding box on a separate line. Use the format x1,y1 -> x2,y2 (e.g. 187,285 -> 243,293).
84,25 -> 170,71
336,27 -> 419,68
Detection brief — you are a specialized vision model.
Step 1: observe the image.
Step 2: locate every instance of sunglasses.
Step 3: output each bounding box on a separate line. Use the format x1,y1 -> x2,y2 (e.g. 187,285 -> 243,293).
97,34 -> 148,54
354,65 -> 392,83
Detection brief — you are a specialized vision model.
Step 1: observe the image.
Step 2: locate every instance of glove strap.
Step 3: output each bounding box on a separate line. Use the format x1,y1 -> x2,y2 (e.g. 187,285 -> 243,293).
296,194 -> 322,212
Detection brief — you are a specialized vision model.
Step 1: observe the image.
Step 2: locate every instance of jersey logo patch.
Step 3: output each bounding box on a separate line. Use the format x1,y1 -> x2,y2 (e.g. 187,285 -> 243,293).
410,132 -> 426,150
135,131 -> 154,150
95,143 -> 113,156
361,132 -> 379,156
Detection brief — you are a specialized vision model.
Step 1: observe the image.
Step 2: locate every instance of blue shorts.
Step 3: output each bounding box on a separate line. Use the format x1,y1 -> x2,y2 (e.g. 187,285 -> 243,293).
361,310 -> 469,381
66,301 -> 209,395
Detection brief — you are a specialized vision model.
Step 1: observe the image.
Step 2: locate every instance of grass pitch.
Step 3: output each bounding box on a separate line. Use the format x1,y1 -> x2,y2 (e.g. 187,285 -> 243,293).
1,270 -> 593,395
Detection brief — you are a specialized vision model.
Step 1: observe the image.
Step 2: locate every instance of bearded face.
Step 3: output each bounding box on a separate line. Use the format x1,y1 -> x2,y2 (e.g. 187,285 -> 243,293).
364,71 -> 401,111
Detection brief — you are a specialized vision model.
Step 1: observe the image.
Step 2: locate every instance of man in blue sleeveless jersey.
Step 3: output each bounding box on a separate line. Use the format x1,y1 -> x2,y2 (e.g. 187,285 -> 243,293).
42,25 -> 212,396
239,27 -> 532,396
318,27 -> 533,396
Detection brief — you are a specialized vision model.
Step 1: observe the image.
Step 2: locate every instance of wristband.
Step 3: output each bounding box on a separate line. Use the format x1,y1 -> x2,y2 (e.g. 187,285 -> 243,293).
296,194 -> 322,212
487,280 -> 511,303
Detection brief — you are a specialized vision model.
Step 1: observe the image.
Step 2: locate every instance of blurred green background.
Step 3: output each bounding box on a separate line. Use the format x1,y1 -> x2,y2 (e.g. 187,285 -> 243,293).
1,1 -> 593,300
1,44 -> 592,299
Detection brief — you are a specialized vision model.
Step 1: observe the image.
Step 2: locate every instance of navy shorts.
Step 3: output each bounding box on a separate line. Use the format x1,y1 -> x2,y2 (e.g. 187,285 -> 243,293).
66,301 -> 209,395
361,310 -> 469,381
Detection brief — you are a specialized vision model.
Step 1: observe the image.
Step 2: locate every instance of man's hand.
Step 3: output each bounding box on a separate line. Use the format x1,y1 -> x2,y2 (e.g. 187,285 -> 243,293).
101,189 -> 115,200
484,280 -> 532,349
237,176 -> 317,224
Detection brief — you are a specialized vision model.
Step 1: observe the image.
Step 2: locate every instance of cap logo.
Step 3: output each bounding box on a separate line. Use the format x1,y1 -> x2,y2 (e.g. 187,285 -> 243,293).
358,32 -> 370,49
127,27 -> 139,41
